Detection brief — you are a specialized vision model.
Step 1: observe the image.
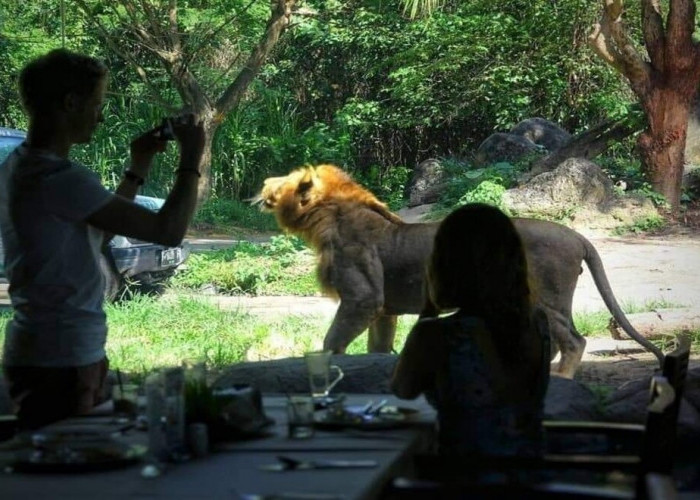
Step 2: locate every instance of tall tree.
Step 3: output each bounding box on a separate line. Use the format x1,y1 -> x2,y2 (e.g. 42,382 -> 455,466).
74,0 -> 296,204
589,0 -> 700,212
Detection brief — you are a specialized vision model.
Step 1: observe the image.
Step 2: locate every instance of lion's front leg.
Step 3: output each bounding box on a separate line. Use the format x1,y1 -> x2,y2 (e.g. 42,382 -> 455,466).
368,315 -> 397,353
323,299 -> 383,353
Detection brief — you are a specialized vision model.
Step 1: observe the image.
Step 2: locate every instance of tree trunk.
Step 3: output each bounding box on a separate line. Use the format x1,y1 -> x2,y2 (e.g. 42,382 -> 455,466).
196,125 -> 216,205
637,87 -> 692,211
588,0 -> 700,216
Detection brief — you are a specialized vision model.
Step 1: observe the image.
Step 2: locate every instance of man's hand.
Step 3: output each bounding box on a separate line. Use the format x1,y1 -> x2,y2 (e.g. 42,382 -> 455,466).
172,113 -> 206,160
128,128 -> 168,178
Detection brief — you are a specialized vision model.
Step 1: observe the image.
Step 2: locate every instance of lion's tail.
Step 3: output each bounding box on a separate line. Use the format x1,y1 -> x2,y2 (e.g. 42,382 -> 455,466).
582,236 -> 664,368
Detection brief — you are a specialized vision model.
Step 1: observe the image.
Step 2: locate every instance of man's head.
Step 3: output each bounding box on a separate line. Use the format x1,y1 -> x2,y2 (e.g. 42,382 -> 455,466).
19,49 -> 108,143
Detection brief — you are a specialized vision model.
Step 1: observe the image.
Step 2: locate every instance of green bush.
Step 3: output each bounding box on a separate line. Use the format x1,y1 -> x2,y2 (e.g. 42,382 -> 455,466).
172,236 -> 317,296
193,198 -> 279,233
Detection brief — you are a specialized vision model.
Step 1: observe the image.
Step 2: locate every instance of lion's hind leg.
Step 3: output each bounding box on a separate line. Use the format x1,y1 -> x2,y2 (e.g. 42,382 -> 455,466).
549,310 -> 586,379
368,315 -> 398,353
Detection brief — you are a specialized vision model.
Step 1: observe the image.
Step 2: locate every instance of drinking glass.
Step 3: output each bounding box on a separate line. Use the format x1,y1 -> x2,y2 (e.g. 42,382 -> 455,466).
304,350 -> 344,398
286,396 -> 315,439
113,383 -> 140,418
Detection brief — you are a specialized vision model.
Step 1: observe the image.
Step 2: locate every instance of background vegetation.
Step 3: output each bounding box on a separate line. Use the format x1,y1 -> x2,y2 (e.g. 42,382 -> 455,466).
0,0 -> 645,205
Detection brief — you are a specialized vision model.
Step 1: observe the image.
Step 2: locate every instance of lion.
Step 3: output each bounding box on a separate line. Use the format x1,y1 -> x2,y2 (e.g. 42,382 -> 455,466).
254,164 -> 664,378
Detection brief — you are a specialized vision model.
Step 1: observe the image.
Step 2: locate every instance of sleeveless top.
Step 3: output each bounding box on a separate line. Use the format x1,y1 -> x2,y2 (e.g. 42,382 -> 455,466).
424,311 -> 550,457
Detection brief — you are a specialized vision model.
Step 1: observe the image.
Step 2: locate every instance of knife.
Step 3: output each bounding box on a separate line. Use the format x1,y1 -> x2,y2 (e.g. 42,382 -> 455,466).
259,456 -> 378,471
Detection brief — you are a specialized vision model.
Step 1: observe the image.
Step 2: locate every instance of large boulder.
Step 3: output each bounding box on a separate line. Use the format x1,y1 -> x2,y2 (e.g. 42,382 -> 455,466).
510,117 -> 571,152
603,365 -> 700,447
406,158 -> 447,207
213,354 -> 398,394
503,157 -> 614,218
474,132 -> 540,166
545,376 -> 601,421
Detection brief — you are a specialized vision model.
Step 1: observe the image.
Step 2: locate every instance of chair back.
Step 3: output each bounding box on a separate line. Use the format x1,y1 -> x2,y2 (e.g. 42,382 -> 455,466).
640,333 -> 690,475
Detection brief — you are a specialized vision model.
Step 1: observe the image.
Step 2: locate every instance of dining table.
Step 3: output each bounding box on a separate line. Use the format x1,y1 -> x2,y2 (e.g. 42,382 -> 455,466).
0,393 -> 437,500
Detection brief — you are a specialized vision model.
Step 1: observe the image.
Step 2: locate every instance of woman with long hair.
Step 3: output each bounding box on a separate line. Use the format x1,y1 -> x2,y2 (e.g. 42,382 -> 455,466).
391,203 -> 550,456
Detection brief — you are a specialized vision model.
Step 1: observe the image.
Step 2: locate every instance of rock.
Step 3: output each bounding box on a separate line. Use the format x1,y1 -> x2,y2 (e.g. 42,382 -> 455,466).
503,157 -> 614,218
545,376 -> 601,421
215,355 -> 599,421
683,366 -> 700,416
0,378 -> 11,414
213,353 -> 399,394
603,366 -> 700,447
396,204 -> 437,223
510,118 -> 571,152
406,159 -> 447,207
474,132 -> 540,166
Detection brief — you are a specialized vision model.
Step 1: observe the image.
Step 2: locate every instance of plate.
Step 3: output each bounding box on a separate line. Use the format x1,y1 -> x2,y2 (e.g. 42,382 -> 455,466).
314,405 -> 418,431
10,440 -> 147,473
312,395 -> 345,410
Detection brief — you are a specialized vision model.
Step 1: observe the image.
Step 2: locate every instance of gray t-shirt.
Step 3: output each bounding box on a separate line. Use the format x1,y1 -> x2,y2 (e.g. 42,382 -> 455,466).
0,145 -> 114,367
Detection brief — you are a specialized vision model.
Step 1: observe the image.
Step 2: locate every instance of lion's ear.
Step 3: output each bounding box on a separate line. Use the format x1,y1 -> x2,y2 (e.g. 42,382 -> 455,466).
298,168 -> 318,205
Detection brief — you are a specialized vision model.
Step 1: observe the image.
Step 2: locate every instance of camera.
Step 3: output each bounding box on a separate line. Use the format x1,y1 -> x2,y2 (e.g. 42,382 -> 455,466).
156,117 -> 175,141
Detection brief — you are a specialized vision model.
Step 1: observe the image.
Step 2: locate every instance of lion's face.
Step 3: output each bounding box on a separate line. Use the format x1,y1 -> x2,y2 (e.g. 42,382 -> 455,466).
253,167 -> 327,234
254,164 -> 402,238
255,167 -> 317,213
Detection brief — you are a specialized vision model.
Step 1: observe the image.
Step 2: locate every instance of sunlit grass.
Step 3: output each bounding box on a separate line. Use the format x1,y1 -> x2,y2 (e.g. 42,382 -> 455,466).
0,293 -> 695,383
574,299 -> 686,338
0,295 -> 415,382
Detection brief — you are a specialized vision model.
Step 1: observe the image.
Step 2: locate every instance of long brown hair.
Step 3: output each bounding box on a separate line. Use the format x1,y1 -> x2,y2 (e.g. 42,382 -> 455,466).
426,203 -> 533,365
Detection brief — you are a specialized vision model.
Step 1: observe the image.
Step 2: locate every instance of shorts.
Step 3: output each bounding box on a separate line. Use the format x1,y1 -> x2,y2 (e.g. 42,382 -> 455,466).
3,358 -> 109,429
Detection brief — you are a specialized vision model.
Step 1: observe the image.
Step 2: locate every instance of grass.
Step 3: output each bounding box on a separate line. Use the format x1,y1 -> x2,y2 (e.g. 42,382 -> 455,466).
172,236 -> 318,296
611,214 -> 666,236
573,298 -> 686,338
0,294 -> 415,382
192,198 -> 279,234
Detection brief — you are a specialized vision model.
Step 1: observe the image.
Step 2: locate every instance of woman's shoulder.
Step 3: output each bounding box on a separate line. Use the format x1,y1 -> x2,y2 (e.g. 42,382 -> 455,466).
415,313 -> 487,334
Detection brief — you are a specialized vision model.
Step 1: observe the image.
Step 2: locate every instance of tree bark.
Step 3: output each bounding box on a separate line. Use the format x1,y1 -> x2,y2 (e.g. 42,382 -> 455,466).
589,0 -> 700,213
637,86 -> 692,209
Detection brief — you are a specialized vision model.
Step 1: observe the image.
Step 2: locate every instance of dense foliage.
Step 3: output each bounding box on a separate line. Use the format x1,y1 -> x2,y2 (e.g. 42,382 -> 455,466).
0,0 -> 639,206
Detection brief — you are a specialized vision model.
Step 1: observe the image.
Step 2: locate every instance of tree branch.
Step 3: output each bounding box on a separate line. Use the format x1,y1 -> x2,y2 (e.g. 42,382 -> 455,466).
215,0 -> 296,118
167,0 -> 181,55
666,0 -> 697,70
589,0 -> 652,97
530,116 -> 643,174
641,0 -> 665,72
589,20 -> 625,72
73,0 -> 172,109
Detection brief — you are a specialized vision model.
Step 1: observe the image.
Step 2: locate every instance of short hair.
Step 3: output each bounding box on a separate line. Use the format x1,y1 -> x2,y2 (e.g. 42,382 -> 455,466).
19,49 -> 108,116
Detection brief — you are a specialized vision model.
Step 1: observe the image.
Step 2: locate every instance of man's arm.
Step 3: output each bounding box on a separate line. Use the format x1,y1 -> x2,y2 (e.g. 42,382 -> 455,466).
87,115 -> 205,247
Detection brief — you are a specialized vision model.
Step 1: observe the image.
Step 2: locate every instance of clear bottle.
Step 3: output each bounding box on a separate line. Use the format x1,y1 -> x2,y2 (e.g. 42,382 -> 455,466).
145,372 -> 168,462
162,367 -> 186,454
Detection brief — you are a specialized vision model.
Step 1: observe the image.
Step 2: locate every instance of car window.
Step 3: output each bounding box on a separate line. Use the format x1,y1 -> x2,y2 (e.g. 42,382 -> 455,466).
134,195 -> 165,212
0,136 -> 23,163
